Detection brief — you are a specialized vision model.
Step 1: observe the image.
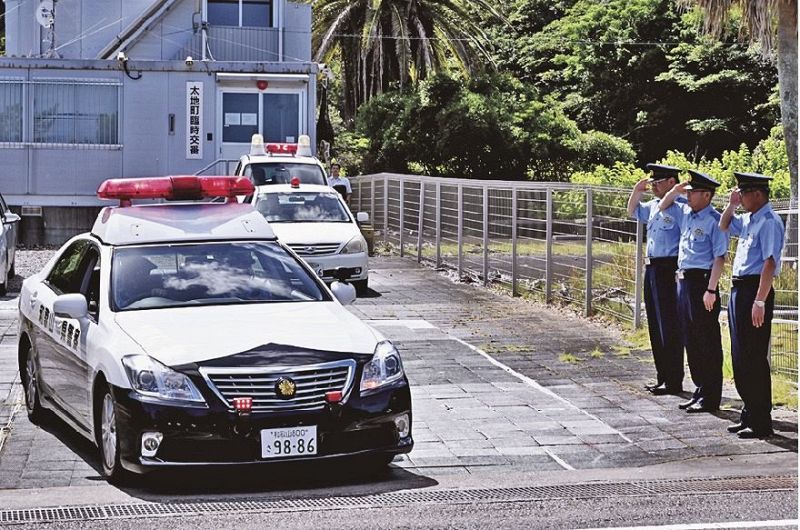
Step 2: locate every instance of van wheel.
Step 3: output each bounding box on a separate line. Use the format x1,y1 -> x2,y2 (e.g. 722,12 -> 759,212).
353,279 -> 369,296
97,387 -> 130,484
22,344 -> 44,423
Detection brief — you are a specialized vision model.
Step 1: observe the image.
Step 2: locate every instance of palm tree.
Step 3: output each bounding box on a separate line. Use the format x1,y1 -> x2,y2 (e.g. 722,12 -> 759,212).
679,0 -> 797,237
312,0 -> 502,120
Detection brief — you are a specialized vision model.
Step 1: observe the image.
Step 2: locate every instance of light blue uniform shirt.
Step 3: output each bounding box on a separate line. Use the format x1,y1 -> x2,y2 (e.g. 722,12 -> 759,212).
633,198 -> 683,258
729,203 -> 785,277
676,204 -> 729,270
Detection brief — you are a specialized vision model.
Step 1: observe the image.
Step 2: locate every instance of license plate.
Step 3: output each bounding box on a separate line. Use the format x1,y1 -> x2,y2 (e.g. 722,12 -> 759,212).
260,426 -> 317,459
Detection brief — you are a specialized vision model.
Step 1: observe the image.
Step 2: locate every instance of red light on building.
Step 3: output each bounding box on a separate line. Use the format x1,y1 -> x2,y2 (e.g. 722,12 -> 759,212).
256,80 -> 268,90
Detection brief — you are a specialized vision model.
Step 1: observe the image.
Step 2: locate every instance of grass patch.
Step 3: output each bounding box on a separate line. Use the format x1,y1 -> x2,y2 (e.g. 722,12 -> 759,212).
590,348 -> 605,359
772,376 -> 798,409
559,353 -> 582,364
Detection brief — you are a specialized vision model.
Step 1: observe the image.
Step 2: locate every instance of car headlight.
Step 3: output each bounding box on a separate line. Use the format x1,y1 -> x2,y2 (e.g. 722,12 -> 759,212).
360,341 -> 404,394
122,355 -> 206,405
340,236 -> 366,254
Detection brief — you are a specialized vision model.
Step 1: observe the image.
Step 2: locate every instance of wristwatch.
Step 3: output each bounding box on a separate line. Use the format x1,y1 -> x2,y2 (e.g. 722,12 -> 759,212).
706,289 -> 716,294
753,300 -> 766,308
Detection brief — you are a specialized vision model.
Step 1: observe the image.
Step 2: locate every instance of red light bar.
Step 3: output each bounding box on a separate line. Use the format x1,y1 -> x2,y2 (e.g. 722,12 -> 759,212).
97,176 -> 255,205
325,391 -> 343,404
233,396 -> 253,412
265,143 -> 297,155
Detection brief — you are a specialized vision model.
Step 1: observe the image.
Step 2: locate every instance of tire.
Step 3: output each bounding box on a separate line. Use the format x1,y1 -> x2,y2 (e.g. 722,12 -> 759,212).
0,261 -> 7,296
22,344 -> 44,424
8,260 -> 15,279
97,386 -> 130,484
353,279 -> 369,296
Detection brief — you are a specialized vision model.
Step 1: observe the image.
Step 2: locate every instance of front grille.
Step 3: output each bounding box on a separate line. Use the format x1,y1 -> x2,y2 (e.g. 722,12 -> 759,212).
200,360 -> 356,412
289,243 -> 341,256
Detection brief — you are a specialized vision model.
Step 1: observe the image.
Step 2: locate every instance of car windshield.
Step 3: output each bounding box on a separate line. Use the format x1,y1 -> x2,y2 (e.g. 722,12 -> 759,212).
247,163 -> 326,186
256,192 -> 351,223
111,241 -> 328,311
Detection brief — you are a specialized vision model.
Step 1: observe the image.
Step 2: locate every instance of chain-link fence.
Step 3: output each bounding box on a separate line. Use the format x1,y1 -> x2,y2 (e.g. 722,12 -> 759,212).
351,173 -> 798,379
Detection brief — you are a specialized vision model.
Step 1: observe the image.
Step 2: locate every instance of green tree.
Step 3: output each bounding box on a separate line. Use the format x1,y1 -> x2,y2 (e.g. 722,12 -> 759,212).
312,0 -> 502,120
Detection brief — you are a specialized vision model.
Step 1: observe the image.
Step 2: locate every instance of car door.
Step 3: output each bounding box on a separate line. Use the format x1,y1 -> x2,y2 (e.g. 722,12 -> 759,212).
0,193 -> 20,284
34,239 -> 90,423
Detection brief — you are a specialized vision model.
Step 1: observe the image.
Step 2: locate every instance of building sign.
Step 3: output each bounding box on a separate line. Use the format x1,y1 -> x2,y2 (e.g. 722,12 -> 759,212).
186,82 -> 203,159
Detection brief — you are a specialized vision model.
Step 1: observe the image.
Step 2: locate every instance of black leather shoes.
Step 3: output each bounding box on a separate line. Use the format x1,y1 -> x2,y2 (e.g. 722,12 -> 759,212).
645,382 -> 664,392
726,422 -> 747,433
678,398 -> 698,410
651,386 -> 683,396
685,403 -> 719,413
737,427 -> 773,439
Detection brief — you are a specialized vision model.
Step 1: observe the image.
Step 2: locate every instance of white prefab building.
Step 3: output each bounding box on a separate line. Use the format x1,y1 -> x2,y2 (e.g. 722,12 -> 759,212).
1,0 -> 318,243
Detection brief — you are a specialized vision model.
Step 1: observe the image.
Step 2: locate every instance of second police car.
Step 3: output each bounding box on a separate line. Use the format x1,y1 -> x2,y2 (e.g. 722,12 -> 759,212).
17,176 -> 412,483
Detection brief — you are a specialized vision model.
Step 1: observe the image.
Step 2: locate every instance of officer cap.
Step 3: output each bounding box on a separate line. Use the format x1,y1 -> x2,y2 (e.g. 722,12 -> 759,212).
734,172 -> 772,191
646,163 -> 681,182
684,170 -> 720,191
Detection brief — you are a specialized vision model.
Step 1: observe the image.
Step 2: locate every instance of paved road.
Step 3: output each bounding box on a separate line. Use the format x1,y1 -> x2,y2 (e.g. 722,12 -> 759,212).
0,255 -> 796,528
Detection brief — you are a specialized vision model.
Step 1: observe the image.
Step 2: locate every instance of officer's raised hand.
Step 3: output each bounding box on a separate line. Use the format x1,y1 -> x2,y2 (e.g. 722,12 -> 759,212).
634,178 -> 650,193
728,188 -> 742,208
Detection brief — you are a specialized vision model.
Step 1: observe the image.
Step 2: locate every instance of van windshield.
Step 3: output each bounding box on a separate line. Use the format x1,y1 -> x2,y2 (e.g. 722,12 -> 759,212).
246,163 -> 326,186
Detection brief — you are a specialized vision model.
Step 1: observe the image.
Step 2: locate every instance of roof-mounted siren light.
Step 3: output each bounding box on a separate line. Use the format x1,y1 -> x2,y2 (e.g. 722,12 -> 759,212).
97,176 -> 255,206
250,133 -> 265,156
265,142 -> 297,155
297,134 -> 312,157
290,176 -> 301,188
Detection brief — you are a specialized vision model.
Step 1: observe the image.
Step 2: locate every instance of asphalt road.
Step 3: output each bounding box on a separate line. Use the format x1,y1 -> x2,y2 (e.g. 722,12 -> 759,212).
0,253 -> 796,529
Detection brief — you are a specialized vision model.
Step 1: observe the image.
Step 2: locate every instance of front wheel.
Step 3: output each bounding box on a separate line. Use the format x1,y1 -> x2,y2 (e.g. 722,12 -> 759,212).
22,344 -> 44,423
97,387 -> 130,484
353,279 -> 369,296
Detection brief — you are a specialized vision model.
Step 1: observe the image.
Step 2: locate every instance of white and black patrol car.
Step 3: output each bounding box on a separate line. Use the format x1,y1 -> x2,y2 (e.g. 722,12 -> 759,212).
247,181 -> 370,294
235,134 -> 328,187
17,176 -> 412,483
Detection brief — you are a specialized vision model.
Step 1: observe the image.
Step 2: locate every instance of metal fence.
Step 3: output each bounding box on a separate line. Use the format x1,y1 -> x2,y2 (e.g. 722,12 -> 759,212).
351,173 -> 798,379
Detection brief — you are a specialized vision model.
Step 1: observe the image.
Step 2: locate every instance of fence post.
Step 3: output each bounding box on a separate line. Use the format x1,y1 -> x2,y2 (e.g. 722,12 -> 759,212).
634,221 -> 644,329
457,184 -> 464,278
545,188 -> 553,303
585,188 -> 593,318
383,176 -> 389,244
417,181 -> 425,263
399,180 -> 405,257
358,179 -> 363,213
483,186 -> 489,285
512,187 -> 518,296
435,182 -> 442,268
370,176 -> 376,233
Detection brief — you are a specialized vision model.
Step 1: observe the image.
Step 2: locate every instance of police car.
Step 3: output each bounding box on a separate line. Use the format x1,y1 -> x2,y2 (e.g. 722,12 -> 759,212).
247,180 -> 370,294
17,176 -> 412,483
235,134 -> 328,187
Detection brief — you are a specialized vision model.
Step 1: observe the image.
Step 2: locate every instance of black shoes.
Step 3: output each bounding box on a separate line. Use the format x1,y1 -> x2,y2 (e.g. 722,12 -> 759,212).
726,422 -> 747,433
685,403 -> 719,413
644,382 -> 664,392
737,427 -> 773,439
650,386 -> 683,396
678,398 -> 698,410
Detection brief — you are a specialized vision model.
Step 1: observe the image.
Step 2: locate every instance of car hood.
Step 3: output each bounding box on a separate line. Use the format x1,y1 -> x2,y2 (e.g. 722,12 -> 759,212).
269,222 -> 359,246
114,302 -> 381,366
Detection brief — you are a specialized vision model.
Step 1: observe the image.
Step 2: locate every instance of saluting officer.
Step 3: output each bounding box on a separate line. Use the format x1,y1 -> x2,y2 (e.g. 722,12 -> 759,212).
627,164 -> 685,394
719,172 -> 784,438
660,170 -> 729,413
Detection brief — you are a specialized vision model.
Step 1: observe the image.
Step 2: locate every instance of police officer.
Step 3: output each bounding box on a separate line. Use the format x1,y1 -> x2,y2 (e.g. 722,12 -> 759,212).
719,172 -> 784,438
627,164 -> 685,394
660,170 -> 729,412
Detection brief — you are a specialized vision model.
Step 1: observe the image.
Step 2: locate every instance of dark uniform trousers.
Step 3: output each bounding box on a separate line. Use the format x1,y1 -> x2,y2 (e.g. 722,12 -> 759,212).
677,269 -> 722,408
643,257 -> 683,388
729,276 -> 774,431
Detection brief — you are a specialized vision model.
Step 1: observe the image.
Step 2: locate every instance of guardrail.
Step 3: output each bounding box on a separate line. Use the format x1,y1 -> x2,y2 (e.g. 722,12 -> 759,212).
350,173 -> 798,379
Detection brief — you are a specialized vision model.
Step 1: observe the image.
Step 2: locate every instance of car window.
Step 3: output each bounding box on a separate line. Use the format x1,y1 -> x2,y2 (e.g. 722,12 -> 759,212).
247,163 -> 326,186
256,192 -> 351,223
47,240 -> 91,294
111,241 -> 329,311
80,248 -> 102,319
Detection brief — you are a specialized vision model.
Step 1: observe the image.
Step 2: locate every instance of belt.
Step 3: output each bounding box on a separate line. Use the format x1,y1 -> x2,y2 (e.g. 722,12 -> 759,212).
732,275 -> 761,285
677,268 -> 711,280
645,256 -> 678,267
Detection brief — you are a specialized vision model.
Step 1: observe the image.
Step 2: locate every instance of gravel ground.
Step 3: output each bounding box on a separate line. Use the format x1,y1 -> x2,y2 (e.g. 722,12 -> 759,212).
5,248 -> 58,295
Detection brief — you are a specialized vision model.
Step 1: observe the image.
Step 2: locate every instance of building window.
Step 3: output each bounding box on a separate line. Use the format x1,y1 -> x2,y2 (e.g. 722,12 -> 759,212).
222,93 -> 259,142
262,93 -> 299,143
33,82 -> 119,145
0,82 -> 23,143
208,0 -> 271,28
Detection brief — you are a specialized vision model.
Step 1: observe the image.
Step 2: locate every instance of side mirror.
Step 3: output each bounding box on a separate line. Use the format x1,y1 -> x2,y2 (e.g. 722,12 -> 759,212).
2,212 -> 20,224
330,281 -> 356,306
356,212 -> 369,223
53,294 -> 89,320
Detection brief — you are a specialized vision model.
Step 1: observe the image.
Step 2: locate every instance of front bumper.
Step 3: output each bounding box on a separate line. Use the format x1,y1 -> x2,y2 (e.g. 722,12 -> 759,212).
112,382 -> 412,473
298,253 -> 368,282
